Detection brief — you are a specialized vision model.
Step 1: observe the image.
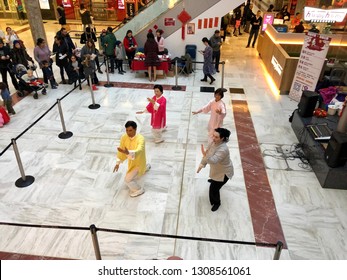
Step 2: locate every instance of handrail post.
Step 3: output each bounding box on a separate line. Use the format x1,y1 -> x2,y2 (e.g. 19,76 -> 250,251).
172,59 -> 182,90
57,99 -> 73,139
90,224 -> 102,260
104,54 -> 113,88
12,138 -> 35,188
273,241 -> 283,260
220,61 -> 227,92
88,75 -> 100,109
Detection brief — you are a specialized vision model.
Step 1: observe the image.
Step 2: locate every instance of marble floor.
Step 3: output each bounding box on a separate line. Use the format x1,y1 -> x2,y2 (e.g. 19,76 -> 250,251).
1,21 -> 347,260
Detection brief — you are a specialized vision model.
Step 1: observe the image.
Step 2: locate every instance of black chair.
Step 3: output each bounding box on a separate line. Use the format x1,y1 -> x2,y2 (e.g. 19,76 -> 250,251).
185,44 -> 197,70
325,68 -> 347,86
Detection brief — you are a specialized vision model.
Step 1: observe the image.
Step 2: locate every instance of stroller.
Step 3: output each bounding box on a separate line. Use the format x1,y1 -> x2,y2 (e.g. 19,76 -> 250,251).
12,64 -> 47,99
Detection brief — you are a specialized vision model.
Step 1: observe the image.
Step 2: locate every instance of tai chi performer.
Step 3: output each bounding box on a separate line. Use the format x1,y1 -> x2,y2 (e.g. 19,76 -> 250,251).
192,88 -> 226,142
136,84 -> 166,143
197,127 -> 234,212
114,121 -> 150,197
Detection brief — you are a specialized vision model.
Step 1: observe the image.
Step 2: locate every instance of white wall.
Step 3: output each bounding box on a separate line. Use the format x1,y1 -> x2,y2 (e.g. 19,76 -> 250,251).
165,0 -> 244,62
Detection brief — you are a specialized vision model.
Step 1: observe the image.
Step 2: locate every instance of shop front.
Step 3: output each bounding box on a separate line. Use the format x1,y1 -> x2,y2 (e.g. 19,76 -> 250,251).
257,7 -> 347,95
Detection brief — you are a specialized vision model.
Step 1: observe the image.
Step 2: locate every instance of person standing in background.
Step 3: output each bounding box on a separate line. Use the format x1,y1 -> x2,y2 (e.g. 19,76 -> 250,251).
0,39 -> 19,90
154,29 -> 165,55
243,2 -> 254,33
102,27 -> 117,74
34,38 -> 52,84
115,41 -> 126,74
197,127 -> 234,212
232,5 -> 243,37
114,121 -> 150,198
123,30 -> 138,70
199,37 -> 215,85
144,32 -> 160,82
0,82 -> 15,115
209,30 -> 222,73
79,4 -> 92,31
57,4 -> 66,28
136,84 -> 166,144
246,10 -> 263,48
5,27 -> 19,49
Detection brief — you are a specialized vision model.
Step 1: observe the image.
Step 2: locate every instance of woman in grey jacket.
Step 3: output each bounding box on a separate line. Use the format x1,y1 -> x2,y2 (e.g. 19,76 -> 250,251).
197,127 -> 234,211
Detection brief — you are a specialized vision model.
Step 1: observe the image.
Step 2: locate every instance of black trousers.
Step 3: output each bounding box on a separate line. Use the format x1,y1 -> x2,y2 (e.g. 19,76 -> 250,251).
212,50 -> 221,71
0,67 -> 19,90
209,175 -> 229,206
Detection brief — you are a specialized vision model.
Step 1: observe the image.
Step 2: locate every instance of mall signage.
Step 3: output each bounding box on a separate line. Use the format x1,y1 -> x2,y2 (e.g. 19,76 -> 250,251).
304,7 -> 347,22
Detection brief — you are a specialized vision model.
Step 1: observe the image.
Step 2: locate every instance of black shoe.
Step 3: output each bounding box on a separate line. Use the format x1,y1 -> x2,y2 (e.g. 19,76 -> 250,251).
98,69 -> 103,74
118,72 -> 124,75
208,179 -> 212,183
216,70 -> 220,73
246,45 -> 250,48
121,70 -> 126,73
200,78 -> 207,82
210,77 -> 215,85
239,33 -> 243,35
211,204 -> 220,212
33,93 -> 38,99
252,46 -> 255,48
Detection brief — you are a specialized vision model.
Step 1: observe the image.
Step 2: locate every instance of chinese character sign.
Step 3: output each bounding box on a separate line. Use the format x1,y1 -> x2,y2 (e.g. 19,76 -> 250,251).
289,32 -> 331,101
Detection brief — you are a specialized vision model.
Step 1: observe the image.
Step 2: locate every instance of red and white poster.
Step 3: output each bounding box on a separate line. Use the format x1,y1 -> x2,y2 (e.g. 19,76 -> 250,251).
164,18 -> 175,26
118,0 -> 125,10
289,32 -> 331,101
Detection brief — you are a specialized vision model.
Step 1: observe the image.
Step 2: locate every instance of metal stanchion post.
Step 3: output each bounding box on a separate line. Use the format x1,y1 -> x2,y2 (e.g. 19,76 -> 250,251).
57,99 -> 73,139
88,76 -> 100,109
12,138 -> 35,188
172,59 -> 182,91
220,61 -> 227,92
90,224 -> 102,260
273,241 -> 283,260
104,54 -> 113,88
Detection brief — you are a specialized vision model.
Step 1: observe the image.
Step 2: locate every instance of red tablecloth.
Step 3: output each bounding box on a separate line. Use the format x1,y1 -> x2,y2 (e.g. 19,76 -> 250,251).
132,59 -> 170,74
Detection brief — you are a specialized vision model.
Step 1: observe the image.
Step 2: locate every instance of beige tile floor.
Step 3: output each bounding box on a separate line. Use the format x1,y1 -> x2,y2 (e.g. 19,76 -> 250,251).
0,20 -> 347,260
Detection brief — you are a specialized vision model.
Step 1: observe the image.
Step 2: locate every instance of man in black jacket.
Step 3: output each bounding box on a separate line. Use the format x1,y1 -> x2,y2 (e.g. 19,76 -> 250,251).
246,10 -> 263,48
0,39 -> 19,90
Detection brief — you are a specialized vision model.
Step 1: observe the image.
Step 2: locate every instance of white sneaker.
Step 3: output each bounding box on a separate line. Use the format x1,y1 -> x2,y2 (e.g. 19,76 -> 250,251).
155,139 -> 164,144
129,188 -> 145,197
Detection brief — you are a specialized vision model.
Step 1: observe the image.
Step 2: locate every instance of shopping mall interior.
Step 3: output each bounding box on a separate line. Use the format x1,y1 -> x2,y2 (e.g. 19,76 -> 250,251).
0,0 -> 347,260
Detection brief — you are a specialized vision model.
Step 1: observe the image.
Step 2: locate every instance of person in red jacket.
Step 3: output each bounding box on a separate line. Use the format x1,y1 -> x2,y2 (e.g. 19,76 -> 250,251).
136,84 -> 166,143
123,30 -> 138,70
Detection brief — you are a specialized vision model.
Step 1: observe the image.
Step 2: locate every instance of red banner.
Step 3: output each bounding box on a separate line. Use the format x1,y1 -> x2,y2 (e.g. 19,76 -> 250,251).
214,17 -> 219,27
204,18 -> 208,28
209,18 -> 213,28
198,19 -> 202,29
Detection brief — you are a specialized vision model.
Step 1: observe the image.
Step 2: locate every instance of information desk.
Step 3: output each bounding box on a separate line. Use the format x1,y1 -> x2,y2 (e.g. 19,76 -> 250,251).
132,59 -> 170,75
291,110 -> 347,189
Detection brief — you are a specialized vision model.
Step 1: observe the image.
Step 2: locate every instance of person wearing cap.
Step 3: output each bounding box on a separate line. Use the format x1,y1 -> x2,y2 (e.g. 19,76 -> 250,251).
0,39 -> 19,90
11,40 -> 34,69
115,40 -> 126,74
209,30 -> 222,73
154,29 -> 165,55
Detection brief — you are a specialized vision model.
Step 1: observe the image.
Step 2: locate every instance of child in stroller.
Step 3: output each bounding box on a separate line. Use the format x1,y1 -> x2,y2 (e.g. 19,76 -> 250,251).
14,64 -> 48,99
